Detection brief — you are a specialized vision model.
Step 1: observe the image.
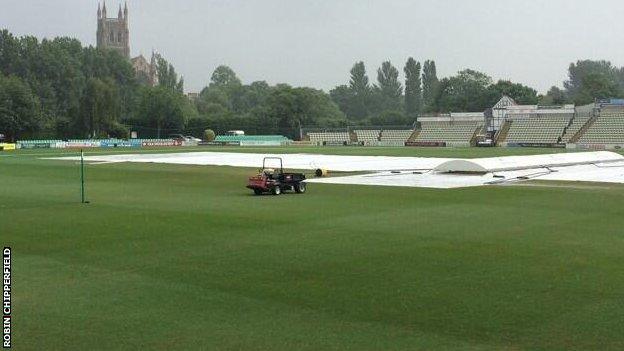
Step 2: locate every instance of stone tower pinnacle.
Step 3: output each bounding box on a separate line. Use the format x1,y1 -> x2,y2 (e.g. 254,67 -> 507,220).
96,2 -> 130,58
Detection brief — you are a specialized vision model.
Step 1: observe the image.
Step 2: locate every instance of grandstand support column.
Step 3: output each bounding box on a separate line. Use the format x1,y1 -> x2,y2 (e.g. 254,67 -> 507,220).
470,126 -> 482,147
495,120 -> 511,144
570,116 -> 597,143
408,129 -> 420,142
348,129 -> 357,143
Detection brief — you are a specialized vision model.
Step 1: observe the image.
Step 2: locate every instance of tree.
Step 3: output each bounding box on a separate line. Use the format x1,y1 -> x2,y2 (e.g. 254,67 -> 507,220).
573,72 -> 621,105
564,60 -> 616,96
196,65 -> 245,116
329,85 -> 355,119
264,85 -> 346,137
230,80 -> 270,113
348,61 -> 371,120
563,60 -> 624,104
369,110 -> 409,126
329,61 -> 373,121
404,57 -> 422,118
197,86 -> 231,113
0,74 -> 42,140
487,80 -> 538,106
156,55 -> 184,93
349,61 -> 370,93
422,60 -> 439,112
376,61 -> 402,111
135,86 -> 187,138
539,86 -> 567,105
79,77 -> 119,138
210,65 -> 241,88
434,69 -> 492,112
204,129 -> 215,141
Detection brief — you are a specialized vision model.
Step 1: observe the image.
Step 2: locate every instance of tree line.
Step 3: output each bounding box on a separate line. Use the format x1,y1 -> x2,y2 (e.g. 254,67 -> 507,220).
2,28 -> 624,141
330,60 -> 540,125
0,29 -> 197,141
190,65 -> 345,139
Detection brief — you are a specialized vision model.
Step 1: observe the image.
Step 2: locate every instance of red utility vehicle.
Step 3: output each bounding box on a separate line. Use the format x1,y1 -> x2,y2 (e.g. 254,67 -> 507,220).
247,157 -> 307,195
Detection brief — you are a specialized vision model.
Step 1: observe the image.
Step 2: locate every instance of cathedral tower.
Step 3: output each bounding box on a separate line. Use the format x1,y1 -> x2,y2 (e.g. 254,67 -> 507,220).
96,2 -> 130,58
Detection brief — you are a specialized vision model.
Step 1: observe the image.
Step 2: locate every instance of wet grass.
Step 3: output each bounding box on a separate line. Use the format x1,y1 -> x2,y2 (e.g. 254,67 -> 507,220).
2,148 -> 624,350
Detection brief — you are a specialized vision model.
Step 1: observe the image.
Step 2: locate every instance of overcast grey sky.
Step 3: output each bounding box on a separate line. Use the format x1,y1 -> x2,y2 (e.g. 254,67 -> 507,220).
2,0 -> 624,94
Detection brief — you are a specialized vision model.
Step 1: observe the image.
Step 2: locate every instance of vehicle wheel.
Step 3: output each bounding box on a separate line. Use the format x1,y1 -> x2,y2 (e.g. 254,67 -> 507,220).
253,189 -> 263,195
295,182 -> 306,193
272,186 -> 281,195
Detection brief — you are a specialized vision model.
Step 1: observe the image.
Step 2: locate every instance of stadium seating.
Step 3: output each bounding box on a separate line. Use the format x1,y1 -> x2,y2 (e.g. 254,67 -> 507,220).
578,112 -> 624,144
215,135 -> 291,143
414,121 -> 482,143
504,115 -> 570,144
17,139 -> 63,146
354,130 -> 380,142
307,132 -> 350,144
380,129 -> 413,142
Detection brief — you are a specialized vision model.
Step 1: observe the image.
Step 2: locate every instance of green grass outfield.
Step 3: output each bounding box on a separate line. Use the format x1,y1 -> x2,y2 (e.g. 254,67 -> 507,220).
2,146 -> 624,350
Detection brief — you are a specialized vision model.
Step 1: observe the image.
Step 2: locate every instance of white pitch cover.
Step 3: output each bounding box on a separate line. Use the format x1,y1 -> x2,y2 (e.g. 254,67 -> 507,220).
51,151 -> 624,189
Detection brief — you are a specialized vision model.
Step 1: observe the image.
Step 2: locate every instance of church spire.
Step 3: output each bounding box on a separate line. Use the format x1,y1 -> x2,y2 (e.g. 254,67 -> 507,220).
118,4 -> 123,19
124,2 -> 128,19
97,3 -> 101,19
102,1 -> 107,18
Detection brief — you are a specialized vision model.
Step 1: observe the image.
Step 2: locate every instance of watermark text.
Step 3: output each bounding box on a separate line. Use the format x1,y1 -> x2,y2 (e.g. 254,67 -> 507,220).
3,247 -> 11,349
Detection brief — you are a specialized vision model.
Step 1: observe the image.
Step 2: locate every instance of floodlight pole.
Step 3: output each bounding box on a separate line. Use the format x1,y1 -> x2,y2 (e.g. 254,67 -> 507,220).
80,149 -> 86,204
